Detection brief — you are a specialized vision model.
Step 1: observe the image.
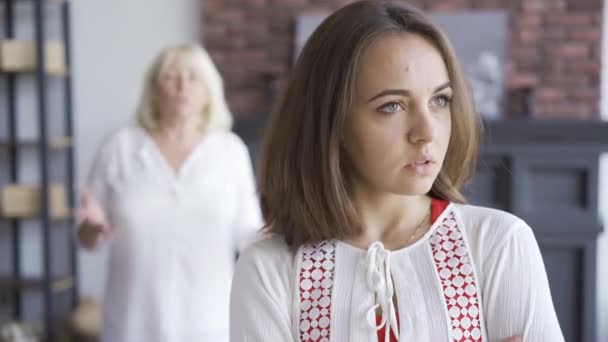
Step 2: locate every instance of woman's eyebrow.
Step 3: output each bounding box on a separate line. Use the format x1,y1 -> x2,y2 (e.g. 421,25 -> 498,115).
367,81 -> 452,103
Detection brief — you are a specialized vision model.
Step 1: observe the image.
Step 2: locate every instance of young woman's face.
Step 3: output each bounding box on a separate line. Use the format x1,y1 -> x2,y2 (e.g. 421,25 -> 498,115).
342,33 -> 452,196
155,54 -> 209,121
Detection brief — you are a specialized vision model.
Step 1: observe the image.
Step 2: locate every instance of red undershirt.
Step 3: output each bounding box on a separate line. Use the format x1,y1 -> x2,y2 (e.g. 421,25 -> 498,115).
376,198 -> 449,341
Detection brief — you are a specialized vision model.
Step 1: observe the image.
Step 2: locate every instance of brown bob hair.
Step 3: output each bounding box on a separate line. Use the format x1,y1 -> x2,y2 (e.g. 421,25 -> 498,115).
257,0 -> 481,248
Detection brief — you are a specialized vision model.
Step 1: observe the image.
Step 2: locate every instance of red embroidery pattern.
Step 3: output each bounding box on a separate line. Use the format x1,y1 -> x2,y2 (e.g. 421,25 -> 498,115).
429,212 -> 483,341
298,241 -> 336,342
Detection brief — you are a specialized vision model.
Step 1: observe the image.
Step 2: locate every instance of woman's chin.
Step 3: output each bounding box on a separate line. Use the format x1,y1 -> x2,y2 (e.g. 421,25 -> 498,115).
390,180 -> 435,197
161,107 -> 200,121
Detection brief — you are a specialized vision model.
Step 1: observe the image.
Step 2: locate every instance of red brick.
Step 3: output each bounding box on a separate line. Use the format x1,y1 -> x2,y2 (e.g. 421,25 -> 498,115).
592,45 -> 603,60
203,25 -> 226,39
244,0 -> 269,9
225,50 -> 267,65
273,0 -> 310,8
519,29 -> 541,43
542,111 -> 594,119
565,61 -> 601,72
569,87 -> 600,101
505,61 -> 515,74
543,59 -> 565,73
267,16 -> 292,32
589,73 -> 601,86
331,0 -> 359,8
258,62 -> 288,75
229,90 -> 267,116
521,0 -> 545,12
545,13 -> 593,26
512,46 -> 541,61
568,27 -> 602,41
507,74 -> 539,88
204,0 -> 603,121
545,42 -> 590,58
431,0 -> 471,11
204,0 -> 224,11
536,87 -> 565,101
542,28 -> 567,40
554,104 -> 595,118
592,12 -> 603,25
205,36 -> 246,50
228,22 -> 269,36
566,0 -> 602,11
208,51 -> 225,64
534,101 -> 594,118
518,14 -> 542,27
223,69 -> 261,87
243,36 -> 269,49
243,8 -> 264,21
522,0 -> 566,12
543,74 -> 590,86
470,0 -> 507,9
267,46 -> 293,64
224,8 -> 246,22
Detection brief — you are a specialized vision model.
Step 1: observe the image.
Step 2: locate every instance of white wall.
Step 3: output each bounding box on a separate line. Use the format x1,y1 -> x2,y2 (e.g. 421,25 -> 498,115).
71,0 -> 200,299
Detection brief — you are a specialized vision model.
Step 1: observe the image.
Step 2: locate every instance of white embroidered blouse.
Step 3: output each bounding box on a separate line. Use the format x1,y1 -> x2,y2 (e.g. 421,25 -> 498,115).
229,203 -> 564,341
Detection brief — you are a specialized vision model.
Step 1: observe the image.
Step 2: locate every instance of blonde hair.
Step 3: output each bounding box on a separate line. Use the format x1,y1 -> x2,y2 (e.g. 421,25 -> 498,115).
136,43 -> 233,132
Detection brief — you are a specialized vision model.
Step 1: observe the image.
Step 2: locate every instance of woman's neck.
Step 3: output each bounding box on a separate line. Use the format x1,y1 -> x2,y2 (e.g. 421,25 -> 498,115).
155,114 -> 205,146
347,187 -> 431,250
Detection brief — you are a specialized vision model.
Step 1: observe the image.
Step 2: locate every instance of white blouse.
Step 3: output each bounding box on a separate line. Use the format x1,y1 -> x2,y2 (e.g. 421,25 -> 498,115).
230,203 -> 564,342
87,125 -> 262,342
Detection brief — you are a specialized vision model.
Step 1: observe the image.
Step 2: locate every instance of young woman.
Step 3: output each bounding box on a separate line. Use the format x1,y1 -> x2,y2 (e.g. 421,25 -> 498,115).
229,1 -> 563,341
77,44 -> 262,342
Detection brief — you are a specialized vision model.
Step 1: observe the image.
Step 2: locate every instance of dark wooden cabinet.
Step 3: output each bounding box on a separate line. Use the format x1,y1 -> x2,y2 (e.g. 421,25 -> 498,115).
463,119 -> 608,342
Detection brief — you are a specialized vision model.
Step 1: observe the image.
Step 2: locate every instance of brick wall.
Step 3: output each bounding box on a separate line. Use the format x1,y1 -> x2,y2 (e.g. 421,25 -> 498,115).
203,0 -> 602,120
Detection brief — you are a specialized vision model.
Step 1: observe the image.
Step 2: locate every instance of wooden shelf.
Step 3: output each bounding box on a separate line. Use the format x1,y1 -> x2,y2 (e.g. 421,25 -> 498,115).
0,39 -> 67,75
0,183 -> 71,219
2,0 -> 77,336
0,137 -> 72,150
0,275 -> 75,293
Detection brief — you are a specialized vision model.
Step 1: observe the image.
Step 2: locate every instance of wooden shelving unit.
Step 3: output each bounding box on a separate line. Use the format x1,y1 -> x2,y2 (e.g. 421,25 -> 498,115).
0,0 -> 77,340
0,136 -> 72,150
0,39 -> 67,75
1,183 -> 71,219
0,275 -> 74,293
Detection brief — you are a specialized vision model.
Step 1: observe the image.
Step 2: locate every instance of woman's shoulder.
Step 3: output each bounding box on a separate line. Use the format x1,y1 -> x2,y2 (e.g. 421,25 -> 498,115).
204,131 -> 254,171
91,125 -> 144,163
236,234 -> 295,276
451,203 -> 523,232
449,203 -> 533,257
447,203 -> 542,278
206,130 -> 248,152
98,125 -> 144,152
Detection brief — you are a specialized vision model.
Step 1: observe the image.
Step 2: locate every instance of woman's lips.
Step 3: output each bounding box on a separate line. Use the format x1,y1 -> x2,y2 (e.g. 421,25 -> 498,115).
404,158 -> 435,175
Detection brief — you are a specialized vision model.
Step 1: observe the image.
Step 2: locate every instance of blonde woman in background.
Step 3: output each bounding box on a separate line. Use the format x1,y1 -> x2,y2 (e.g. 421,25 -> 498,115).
76,44 -> 262,342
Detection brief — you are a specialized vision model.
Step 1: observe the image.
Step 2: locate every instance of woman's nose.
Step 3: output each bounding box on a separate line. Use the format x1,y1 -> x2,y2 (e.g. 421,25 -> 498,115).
407,107 -> 436,145
175,75 -> 186,90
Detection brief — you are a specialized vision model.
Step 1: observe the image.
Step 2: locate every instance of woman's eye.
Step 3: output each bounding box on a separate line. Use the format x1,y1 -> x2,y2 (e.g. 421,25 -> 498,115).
378,102 -> 402,114
432,95 -> 451,108
162,73 -> 176,80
